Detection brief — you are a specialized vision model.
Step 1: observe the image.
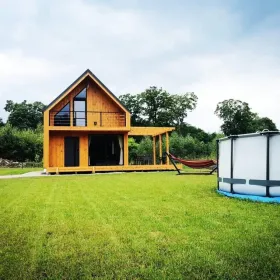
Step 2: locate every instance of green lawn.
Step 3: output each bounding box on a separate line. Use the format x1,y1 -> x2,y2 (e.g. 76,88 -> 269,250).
0,173 -> 280,280
0,168 -> 42,175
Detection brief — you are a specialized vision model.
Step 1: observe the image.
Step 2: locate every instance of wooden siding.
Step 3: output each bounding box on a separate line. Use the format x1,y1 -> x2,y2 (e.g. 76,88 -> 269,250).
87,81 -> 125,127
87,82 -> 122,112
48,131 -> 128,168
49,79 -> 126,127
49,131 -> 89,168
43,111 -> 49,168
49,134 -> 63,167
80,134 -> 89,167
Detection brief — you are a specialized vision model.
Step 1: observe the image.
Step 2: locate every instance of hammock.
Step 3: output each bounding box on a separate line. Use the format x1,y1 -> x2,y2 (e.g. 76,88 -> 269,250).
168,153 -> 216,168
166,152 -> 217,175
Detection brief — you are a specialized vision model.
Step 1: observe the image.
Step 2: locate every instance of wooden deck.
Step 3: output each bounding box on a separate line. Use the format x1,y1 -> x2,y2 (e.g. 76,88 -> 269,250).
46,164 -> 182,174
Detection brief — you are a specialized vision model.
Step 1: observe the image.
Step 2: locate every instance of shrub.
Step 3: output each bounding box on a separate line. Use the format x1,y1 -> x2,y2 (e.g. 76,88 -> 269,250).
0,125 -> 43,162
128,132 -> 217,162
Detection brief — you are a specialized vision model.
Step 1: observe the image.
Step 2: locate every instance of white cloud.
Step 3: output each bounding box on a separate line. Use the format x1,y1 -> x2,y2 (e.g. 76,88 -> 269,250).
0,50 -> 73,111
0,0 -> 280,132
0,50 -> 71,81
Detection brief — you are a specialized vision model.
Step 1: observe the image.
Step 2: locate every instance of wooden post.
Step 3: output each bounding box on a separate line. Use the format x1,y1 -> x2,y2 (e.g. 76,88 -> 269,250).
166,132 -> 169,165
70,99 -> 73,126
43,111 -> 49,169
159,134 -> 162,165
153,136 -> 156,165
124,133 -> 129,165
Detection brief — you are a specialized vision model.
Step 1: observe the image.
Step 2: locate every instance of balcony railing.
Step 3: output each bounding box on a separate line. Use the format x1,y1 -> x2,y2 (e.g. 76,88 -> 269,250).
49,111 -> 126,127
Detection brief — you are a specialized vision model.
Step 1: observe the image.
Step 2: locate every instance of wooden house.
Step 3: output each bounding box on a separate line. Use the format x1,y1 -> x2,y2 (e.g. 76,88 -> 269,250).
43,69 -> 180,173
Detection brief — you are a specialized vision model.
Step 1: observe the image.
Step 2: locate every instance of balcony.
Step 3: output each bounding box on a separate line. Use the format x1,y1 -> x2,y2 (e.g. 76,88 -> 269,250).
49,111 -> 126,129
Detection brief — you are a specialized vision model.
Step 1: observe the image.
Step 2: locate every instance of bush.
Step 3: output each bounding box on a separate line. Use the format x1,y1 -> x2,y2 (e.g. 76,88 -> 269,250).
128,138 -> 139,163
128,132 -> 218,162
136,137 -> 153,156
0,125 -> 43,162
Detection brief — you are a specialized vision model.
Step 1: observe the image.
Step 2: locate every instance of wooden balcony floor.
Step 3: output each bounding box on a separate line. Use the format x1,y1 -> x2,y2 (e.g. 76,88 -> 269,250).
48,126 -> 130,132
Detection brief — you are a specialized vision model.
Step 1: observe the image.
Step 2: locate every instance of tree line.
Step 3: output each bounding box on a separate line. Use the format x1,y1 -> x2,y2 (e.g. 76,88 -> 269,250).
215,99 -> 277,135
0,87 -> 277,162
0,101 -> 45,162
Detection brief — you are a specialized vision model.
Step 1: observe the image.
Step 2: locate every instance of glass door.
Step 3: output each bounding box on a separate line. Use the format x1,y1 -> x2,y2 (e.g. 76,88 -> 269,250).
64,137 -> 79,167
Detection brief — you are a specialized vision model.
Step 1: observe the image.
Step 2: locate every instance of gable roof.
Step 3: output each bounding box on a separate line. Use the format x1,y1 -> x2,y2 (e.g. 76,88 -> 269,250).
44,69 -> 130,113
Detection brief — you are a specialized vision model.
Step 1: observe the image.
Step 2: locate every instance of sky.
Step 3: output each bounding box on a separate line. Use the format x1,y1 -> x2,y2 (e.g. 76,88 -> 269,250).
0,0 -> 280,132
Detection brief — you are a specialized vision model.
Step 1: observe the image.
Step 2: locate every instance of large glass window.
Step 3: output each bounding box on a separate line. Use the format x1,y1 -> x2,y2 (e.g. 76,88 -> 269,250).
74,88 -> 87,126
54,103 -> 70,126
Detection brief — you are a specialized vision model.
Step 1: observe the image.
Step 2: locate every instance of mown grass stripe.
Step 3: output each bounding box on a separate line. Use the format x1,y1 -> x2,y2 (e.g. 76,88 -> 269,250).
0,173 -> 280,279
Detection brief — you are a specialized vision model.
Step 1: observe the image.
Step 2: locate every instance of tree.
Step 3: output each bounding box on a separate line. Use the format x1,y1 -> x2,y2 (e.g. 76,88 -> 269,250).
119,94 -> 147,126
169,93 -> 198,127
139,86 -> 172,126
254,117 -> 278,132
119,87 -> 197,127
215,99 -> 257,136
0,117 -> 4,127
4,100 -> 46,130
215,99 -> 278,135
177,123 -> 217,143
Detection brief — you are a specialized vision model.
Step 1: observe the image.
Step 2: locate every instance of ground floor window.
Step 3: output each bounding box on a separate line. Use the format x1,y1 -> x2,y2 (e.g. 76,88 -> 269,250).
88,134 -> 124,166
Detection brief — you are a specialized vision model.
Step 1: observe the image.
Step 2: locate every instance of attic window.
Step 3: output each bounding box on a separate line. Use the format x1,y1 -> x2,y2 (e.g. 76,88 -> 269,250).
75,88 -> 86,100
54,103 -> 70,126
74,88 -> 87,126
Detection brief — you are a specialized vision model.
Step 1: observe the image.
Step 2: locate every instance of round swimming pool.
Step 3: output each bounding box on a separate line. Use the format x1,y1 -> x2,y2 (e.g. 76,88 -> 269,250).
217,131 -> 280,202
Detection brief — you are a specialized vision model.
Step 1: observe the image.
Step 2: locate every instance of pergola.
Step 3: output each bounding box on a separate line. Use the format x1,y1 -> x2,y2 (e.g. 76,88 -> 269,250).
128,127 -> 175,165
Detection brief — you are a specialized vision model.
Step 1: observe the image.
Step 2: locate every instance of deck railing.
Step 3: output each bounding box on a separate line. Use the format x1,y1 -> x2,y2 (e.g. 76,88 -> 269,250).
49,111 -> 126,127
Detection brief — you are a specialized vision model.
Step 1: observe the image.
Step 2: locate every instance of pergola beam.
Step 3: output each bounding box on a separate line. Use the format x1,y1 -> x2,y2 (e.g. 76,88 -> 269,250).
128,126 -> 175,136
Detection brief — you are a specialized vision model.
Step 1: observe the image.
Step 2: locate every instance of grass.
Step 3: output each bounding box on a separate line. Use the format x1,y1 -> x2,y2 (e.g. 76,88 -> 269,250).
0,173 -> 280,280
0,168 -> 42,175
